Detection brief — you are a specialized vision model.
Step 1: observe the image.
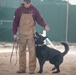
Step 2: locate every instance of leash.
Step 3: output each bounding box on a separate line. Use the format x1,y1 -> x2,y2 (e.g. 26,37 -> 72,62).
10,39 -> 19,65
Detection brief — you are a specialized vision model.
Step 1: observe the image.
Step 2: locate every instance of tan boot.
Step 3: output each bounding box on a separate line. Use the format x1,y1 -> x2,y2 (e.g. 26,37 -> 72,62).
17,69 -> 26,73
29,70 -> 34,74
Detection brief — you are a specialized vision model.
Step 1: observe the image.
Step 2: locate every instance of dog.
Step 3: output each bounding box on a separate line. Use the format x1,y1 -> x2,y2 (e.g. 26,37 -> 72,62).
35,32 -> 69,73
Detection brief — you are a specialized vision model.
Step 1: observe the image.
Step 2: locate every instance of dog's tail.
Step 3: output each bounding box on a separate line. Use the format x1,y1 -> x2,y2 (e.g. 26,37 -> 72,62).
61,42 -> 69,56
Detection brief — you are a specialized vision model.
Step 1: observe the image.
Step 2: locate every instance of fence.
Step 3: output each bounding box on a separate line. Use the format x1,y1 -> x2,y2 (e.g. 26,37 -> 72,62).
0,0 -> 76,43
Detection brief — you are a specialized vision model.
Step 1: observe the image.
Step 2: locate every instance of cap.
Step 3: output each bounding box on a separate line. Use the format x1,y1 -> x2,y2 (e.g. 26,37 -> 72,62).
24,0 -> 31,3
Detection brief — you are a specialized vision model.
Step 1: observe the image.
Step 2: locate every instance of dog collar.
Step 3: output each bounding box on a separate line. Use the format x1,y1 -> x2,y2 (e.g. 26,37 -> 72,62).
35,44 -> 45,46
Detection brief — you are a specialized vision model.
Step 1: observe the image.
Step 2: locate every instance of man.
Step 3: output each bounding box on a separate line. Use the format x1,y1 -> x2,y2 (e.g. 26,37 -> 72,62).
12,0 -> 50,74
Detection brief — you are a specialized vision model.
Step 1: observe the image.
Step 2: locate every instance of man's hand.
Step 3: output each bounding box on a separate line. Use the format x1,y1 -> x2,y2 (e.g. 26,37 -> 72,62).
14,35 -> 17,41
45,25 -> 50,31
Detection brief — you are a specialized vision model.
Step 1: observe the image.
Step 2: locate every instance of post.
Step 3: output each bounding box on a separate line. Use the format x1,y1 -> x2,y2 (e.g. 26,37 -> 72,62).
42,30 -> 56,49
42,30 -> 46,44
66,0 -> 69,42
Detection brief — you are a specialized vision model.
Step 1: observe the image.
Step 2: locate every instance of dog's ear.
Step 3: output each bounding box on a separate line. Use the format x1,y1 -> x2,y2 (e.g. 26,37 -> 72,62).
45,36 -> 48,38
35,31 -> 48,40
43,36 -> 47,40
35,32 -> 40,37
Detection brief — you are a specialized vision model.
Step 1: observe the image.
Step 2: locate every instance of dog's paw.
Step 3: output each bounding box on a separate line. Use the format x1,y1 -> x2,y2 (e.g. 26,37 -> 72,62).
37,71 -> 42,73
52,70 -> 60,73
52,67 -> 56,71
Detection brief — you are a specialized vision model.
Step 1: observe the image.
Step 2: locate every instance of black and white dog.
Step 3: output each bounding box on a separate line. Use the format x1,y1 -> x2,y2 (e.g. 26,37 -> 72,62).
35,32 -> 69,73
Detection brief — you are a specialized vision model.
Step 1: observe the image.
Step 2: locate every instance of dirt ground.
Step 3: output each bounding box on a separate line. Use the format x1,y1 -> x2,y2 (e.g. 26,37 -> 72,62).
0,43 -> 76,75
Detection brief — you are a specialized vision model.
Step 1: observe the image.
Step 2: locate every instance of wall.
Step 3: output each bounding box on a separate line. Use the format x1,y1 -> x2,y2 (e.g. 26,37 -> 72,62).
0,0 -> 76,43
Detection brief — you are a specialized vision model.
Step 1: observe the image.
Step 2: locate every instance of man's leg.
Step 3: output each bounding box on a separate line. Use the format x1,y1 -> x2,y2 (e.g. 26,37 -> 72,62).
28,38 -> 36,73
17,39 -> 27,73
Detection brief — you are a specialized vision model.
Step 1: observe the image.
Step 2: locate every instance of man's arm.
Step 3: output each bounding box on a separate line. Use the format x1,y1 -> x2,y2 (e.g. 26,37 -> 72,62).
12,9 -> 20,35
35,9 -> 50,31
12,8 -> 20,40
